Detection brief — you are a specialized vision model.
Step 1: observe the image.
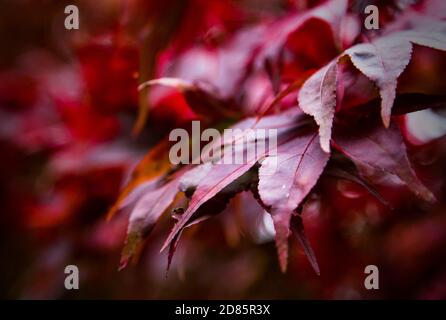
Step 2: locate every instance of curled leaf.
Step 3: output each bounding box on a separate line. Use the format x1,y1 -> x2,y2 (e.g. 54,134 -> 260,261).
298,60 -> 338,153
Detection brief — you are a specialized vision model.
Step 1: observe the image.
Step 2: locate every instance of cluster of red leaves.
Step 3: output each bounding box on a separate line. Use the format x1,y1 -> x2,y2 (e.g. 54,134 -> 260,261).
111,0 -> 446,275
2,0 -> 446,299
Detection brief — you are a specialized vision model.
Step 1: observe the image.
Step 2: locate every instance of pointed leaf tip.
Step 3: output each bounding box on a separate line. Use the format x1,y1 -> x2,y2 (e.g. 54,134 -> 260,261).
291,215 -> 320,276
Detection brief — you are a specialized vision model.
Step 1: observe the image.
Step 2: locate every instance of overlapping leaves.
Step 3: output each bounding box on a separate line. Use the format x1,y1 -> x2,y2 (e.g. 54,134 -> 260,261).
298,20 -> 446,152
111,1 -> 445,274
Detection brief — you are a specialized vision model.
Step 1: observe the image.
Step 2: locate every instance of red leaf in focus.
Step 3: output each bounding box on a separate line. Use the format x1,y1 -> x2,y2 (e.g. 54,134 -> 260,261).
258,127 -> 329,272
161,161 -> 259,252
345,35 -> 413,128
344,25 -> 446,127
166,165 -> 257,272
298,22 -> 446,151
161,109 -> 305,252
298,60 -> 338,153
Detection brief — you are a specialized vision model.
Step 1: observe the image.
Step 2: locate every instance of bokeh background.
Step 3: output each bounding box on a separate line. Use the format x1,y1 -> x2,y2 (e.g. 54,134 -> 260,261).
1,0 -> 446,299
